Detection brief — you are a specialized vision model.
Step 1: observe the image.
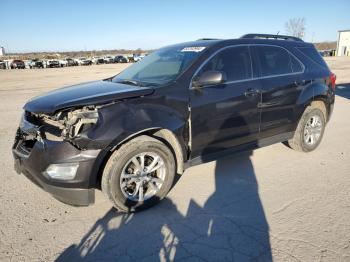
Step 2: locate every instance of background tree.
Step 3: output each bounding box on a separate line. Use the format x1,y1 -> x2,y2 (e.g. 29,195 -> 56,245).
285,18 -> 306,39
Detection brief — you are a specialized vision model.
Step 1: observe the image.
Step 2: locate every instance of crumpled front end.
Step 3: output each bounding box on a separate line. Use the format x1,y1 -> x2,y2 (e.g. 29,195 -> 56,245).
12,108 -> 102,206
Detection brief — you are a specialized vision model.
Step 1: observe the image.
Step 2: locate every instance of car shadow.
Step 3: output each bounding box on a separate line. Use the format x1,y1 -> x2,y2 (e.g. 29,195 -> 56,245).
336,83 -> 350,100
56,151 -> 271,261
56,110 -> 271,261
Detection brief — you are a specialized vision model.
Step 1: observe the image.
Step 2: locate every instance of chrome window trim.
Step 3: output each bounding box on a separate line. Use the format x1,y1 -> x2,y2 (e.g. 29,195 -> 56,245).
190,44 -> 306,89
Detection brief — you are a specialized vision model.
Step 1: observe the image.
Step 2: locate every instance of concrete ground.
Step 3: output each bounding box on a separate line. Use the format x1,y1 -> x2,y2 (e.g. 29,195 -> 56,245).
0,58 -> 350,261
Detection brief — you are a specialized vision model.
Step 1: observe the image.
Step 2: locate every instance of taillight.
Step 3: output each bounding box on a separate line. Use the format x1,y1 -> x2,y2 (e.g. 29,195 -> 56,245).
330,72 -> 336,90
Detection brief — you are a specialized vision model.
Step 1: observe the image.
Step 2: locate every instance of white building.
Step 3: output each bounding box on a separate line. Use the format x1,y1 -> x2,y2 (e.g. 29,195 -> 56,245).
337,30 -> 350,56
0,47 -> 5,56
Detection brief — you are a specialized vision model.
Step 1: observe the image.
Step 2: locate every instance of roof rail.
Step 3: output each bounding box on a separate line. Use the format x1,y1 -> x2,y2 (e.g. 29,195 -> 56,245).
241,33 -> 304,42
196,38 -> 220,41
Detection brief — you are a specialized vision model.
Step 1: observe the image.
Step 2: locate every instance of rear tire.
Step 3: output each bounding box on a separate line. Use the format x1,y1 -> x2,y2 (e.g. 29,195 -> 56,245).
287,104 -> 326,152
101,135 -> 176,212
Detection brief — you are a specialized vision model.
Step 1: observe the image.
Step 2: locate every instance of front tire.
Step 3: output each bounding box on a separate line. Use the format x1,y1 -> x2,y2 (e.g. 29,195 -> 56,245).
287,105 -> 326,152
101,135 -> 176,212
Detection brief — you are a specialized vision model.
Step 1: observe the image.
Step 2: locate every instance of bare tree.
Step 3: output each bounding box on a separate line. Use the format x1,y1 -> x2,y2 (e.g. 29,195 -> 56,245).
285,18 -> 306,39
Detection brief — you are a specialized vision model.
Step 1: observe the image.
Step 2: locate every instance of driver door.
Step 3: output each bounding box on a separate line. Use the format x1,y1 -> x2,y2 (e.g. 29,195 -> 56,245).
189,46 -> 261,157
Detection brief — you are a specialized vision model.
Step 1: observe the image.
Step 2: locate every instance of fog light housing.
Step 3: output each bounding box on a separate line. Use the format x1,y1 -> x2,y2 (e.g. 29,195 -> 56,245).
43,163 -> 79,180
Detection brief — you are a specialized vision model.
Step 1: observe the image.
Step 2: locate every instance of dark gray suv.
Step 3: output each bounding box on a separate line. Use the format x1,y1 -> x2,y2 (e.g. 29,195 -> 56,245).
13,34 -> 335,212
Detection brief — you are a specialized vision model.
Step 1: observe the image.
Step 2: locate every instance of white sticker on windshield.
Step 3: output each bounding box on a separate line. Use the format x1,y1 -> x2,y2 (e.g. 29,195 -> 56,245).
181,47 -> 206,52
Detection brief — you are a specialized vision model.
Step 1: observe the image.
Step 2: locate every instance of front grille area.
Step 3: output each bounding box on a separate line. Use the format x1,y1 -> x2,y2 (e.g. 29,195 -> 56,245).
18,139 -> 36,155
13,112 -> 43,157
13,128 -> 36,158
23,111 -> 63,141
24,111 -> 42,126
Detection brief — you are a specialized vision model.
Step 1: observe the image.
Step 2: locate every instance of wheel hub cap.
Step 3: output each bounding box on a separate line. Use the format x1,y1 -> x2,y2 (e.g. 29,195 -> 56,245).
120,152 -> 166,202
304,115 -> 322,146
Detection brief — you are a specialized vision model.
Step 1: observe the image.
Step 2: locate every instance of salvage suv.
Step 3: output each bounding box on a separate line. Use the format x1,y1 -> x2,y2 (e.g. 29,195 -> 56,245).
13,34 -> 335,212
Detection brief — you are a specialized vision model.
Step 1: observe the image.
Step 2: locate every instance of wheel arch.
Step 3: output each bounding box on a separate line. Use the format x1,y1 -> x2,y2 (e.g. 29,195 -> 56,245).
296,82 -> 330,124
151,128 -> 185,174
92,128 -> 186,188
310,99 -> 327,119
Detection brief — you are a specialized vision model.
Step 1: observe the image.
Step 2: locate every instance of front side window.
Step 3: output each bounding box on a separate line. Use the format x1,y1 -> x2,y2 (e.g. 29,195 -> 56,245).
196,46 -> 252,83
255,45 -> 303,77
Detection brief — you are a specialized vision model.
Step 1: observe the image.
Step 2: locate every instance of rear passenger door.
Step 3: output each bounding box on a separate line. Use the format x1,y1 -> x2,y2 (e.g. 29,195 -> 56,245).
251,45 -> 305,138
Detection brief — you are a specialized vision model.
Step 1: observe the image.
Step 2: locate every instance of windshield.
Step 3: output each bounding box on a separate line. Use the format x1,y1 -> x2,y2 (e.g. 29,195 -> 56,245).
112,45 -> 206,86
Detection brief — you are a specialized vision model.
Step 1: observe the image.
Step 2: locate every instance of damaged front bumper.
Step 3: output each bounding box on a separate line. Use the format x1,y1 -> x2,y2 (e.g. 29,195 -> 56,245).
12,118 -> 101,206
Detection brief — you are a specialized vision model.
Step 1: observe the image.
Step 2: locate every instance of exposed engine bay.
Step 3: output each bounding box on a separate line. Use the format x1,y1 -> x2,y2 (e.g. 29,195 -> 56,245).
23,106 -> 99,146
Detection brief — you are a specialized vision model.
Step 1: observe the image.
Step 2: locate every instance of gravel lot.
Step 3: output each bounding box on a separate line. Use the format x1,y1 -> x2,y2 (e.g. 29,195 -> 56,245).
1,58 -> 350,261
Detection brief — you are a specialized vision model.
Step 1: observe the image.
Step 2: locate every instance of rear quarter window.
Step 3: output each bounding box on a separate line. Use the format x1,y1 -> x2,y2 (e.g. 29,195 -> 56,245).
296,47 -> 329,69
254,45 -> 303,77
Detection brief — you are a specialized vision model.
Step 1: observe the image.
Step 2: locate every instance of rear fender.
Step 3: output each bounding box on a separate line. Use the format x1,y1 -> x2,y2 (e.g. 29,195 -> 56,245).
295,81 -> 330,125
313,81 -> 334,121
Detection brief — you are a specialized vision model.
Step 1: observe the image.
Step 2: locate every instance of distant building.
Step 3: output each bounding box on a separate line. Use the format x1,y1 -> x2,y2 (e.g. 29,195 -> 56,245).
337,30 -> 350,56
0,46 -> 5,56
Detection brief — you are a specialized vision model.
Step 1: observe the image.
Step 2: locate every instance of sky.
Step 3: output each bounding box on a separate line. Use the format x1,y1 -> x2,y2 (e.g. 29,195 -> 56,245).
1,0 -> 350,53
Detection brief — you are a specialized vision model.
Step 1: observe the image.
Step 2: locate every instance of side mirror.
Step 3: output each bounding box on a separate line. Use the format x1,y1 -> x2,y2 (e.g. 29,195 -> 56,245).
192,70 -> 224,88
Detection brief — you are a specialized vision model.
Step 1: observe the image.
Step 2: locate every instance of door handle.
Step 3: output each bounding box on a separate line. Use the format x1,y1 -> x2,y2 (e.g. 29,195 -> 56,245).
244,88 -> 260,97
294,80 -> 307,86
257,101 -> 280,109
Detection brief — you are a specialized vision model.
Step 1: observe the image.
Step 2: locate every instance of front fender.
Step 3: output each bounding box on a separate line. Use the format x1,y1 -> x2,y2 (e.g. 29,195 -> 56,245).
74,100 -> 187,150
79,99 -> 188,187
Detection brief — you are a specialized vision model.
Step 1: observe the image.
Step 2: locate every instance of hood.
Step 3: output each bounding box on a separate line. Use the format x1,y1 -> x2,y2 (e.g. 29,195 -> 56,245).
24,80 -> 154,114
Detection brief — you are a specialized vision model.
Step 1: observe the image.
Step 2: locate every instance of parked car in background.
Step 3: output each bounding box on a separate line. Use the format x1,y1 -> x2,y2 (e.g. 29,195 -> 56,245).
114,55 -> 128,63
127,55 -> 134,62
103,55 -> 114,64
96,58 -> 105,64
76,57 -> 93,66
0,60 -> 6,69
81,58 -> 93,66
29,59 -> 44,69
58,60 -> 68,67
66,58 -> 78,66
133,54 -> 145,62
11,60 -> 26,69
92,57 -> 105,65
73,58 -> 80,65
47,60 -> 60,68
24,60 -> 31,69
321,49 -> 336,57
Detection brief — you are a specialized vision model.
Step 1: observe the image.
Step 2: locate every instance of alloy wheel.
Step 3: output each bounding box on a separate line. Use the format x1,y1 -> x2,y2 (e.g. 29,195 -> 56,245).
119,152 -> 166,202
303,115 -> 323,146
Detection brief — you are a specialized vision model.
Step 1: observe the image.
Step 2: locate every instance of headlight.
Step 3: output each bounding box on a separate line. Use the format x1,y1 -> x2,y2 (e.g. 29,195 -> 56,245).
41,107 -> 99,139
64,107 -> 99,138
43,163 -> 79,180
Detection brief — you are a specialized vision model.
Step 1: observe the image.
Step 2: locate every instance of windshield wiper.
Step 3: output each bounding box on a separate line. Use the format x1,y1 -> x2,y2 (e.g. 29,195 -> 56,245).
117,79 -> 142,87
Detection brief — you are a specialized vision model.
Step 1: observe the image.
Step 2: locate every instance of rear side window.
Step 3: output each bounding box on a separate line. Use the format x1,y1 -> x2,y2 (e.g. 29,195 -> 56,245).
290,55 -> 303,72
254,46 -> 303,77
197,46 -> 252,82
296,47 -> 329,69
